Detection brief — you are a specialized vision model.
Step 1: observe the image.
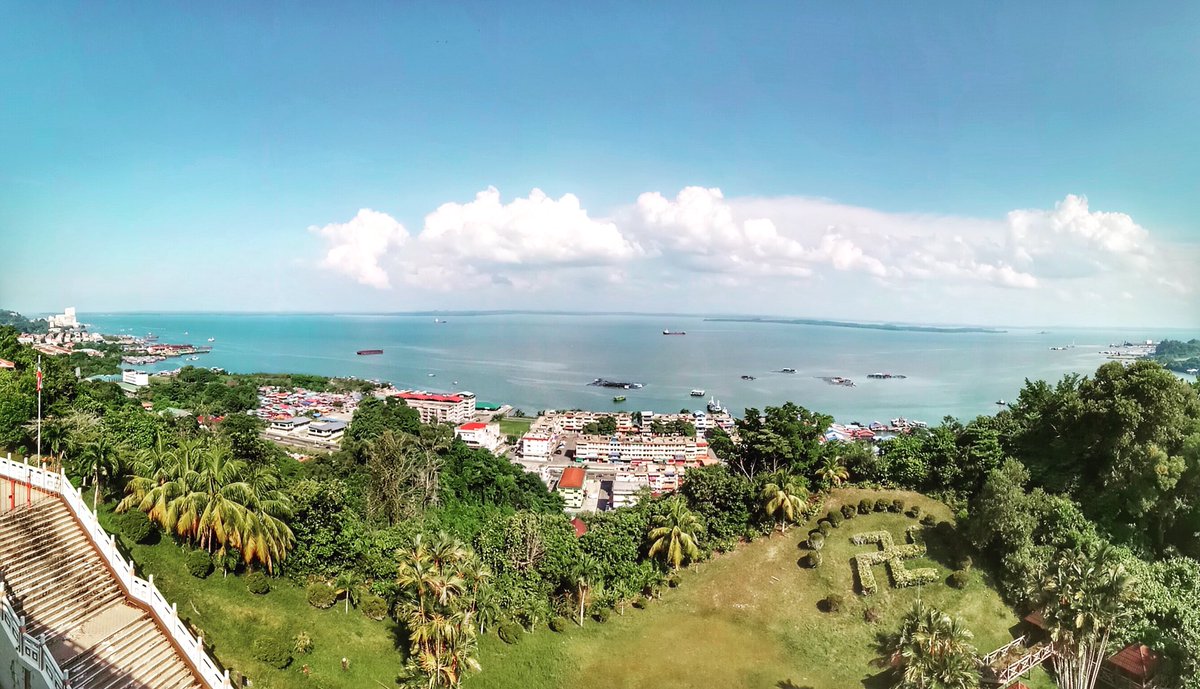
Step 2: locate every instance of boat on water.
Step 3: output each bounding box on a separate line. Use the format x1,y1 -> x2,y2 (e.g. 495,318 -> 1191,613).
428,373 -> 436,377
689,389 -> 705,397
1188,368 -> 1199,375
779,368 -> 796,374
707,396 -> 724,413
662,329 -> 686,335
589,378 -> 644,389
357,349 -> 383,355
612,395 -> 626,403
995,399 -> 1007,406
207,337 -> 215,342
741,375 -> 756,381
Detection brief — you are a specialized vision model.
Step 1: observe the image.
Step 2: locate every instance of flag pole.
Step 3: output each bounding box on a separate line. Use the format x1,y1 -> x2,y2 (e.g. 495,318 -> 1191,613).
37,354 -> 43,464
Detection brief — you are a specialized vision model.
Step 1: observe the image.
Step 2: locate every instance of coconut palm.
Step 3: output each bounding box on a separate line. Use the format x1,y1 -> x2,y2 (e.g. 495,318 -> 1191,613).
760,476 -> 808,534
1029,543 -> 1134,689
334,571 -> 363,613
646,495 -> 703,571
77,431 -> 124,506
878,601 -> 980,689
569,554 -> 602,627
818,453 -> 850,488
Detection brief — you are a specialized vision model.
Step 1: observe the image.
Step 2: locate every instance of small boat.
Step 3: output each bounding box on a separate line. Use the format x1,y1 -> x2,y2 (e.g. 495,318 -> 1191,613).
780,368 -> 796,374
453,380 -> 459,385
662,329 -> 686,335
707,397 -> 724,413
689,389 -> 705,397
995,400 -> 1007,406
741,375 -> 756,381
1187,368 -> 1199,375
357,349 -> 383,355
613,395 -> 626,403
428,373 -> 436,377
207,337 -> 215,342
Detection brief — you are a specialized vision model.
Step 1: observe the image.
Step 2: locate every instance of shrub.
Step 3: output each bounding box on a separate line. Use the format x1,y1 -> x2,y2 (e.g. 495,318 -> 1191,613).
890,499 -> 904,513
908,505 -> 922,519
306,583 -> 337,609
116,510 -> 154,544
667,575 -> 680,588
864,607 -> 882,623
803,552 -> 822,568
840,504 -> 856,520
252,637 -> 293,669
245,571 -> 270,595
822,594 -> 845,613
632,597 -> 650,609
920,513 -> 937,527
827,511 -> 844,527
293,632 -> 314,655
817,521 -> 832,536
361,595 -> 389,621
958,554 -> 974,571
858,498 -> 872,514
948,570 -> 970,589
874,498 -> 889,512
498,622 -> 524,644
593,608 -> 611,623
185,550 -> 213,579
549,616 -> 570,632
807,532 -> 825,551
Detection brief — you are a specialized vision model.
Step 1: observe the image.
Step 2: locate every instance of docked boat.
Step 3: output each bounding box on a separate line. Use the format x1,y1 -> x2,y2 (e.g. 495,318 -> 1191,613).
357,349 -> 383,355
612,395 -> 626,403
662,329 -> 686,335
707,396 -> 724,413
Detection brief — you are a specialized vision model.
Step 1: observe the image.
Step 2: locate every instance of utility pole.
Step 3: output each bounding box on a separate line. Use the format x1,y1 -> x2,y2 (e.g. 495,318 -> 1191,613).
36,354 -> 43,463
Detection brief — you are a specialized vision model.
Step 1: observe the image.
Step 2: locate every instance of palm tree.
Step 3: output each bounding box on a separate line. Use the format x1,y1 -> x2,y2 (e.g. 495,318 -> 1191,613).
78,431 -> 124,506
818,453 -> 850,488
569,554 -> 602,627
760,476 -> 807,534
1030,543 -> 1134,689
334,571 -> 363,613
878,601 -> 980,689
646,495 -> 702,571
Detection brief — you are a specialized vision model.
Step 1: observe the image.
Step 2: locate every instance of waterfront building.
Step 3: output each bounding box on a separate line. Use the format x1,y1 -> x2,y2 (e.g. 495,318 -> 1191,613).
121,369 -> 150,387
47,306 -> 79,329
395,390 -> 476,425
556,466 -> 586,510
575,432 -> 708,465
455,421 -> 502,452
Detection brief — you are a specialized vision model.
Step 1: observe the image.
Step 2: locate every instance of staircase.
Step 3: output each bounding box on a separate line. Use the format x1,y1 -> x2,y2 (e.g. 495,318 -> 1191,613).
0,497 -> 206,688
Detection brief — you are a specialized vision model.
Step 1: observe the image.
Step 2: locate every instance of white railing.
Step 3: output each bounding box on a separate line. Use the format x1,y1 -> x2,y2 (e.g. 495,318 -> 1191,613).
0,453 -> 231,689
1,572 -> 69,688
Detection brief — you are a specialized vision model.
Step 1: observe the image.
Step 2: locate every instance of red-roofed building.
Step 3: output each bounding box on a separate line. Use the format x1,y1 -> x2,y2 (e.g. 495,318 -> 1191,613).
557,466 -> 587,510
0,358 -> 15,370
455,421 -> 501,452
570,517 -> 588,538
1100,644 -> 1162,689
395,390 -> 476,424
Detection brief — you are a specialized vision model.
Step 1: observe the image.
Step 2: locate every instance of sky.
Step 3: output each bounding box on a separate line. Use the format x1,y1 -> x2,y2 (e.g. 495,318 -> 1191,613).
1,2 -> 1198,327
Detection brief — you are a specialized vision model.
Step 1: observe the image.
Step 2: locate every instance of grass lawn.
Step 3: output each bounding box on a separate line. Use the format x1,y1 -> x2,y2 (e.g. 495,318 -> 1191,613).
497,416 -> 533,437
94,504 -> 404,689
466,488 -> 1056,689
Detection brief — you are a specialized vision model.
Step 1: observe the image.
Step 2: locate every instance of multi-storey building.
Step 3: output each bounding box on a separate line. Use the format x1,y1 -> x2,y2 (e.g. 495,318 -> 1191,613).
395,390 -> 476,425
455,421 -> 502,452
574,433 -> 708,465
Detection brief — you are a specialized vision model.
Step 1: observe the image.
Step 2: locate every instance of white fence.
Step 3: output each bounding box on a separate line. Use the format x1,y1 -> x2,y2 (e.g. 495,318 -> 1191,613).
0,453 -> 231,689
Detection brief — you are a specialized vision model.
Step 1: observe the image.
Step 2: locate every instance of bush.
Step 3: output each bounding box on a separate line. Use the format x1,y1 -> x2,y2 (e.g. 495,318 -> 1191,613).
306,583 -> 337,609
920,513 -> 937,527
858,498 -> 872,514
803,552 -> 822,568
822,594 -> 845,613
808,532 -> 825,551
890,499 -> 904,513
185,550 -> 213,579
252,637 -> 293,669
293,632 -> 314,655
958,554 -> 974,571
549,616 -> 570,632
498,622 -> 524,644
864,607 -> 882,623
817,521 -> 832,536
840,504 -> 856,520
667,575 -> 680,588
632,597 -> 649,609
874,498 -> 889,512
948,570 -> 970,589
116,510 -> 154,544
361,595 -> 389,621
908,505 -> 922,519
593,607 -> 611,623
827,510 -> 844,527
245,571 -> 270,595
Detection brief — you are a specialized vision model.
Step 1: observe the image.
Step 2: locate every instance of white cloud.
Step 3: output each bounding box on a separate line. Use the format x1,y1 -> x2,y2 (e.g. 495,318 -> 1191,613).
310,209 -> 409,289
1006,194 -> 1153,278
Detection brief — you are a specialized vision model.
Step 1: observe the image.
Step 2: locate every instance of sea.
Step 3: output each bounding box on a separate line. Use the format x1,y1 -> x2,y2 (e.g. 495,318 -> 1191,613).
82,313 -> 1198,425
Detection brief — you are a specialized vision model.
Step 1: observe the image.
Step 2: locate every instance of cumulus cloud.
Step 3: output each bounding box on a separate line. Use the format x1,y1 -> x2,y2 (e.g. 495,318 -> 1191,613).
310,209 -> 409,289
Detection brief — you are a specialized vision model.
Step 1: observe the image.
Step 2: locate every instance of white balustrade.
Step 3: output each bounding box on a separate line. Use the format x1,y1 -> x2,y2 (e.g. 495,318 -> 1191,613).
0,453 -> 231,689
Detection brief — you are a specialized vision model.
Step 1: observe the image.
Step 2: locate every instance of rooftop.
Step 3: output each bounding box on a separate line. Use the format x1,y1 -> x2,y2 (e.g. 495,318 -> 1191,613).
1106,643 -> 1161,680
559,466 -> 586,490
458,422 -> 489,431
396,391 -> 465,403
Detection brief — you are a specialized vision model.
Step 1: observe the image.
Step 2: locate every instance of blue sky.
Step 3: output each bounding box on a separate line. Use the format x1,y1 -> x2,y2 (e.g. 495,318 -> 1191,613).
2,2 -> 1198,327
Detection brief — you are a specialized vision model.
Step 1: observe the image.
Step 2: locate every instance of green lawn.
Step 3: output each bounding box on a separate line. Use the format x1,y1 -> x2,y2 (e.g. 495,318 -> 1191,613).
465,488 -> 1055,689
497,416 -> 533,437
95,505 -> 404,689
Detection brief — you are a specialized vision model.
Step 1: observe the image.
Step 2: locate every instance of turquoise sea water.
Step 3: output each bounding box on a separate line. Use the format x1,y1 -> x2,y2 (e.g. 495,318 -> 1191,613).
83,313 -> 1196,424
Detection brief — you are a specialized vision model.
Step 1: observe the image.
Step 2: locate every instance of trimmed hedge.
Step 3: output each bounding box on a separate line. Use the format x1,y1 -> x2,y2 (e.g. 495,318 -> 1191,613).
858,498 -> 872,514
116,509 -> 154,544
593,608 -> 611,623
840,504 -> 856,520
907,505 -> 922,519
498,622 -> 524,644
823,594 -> 845,613
827,510 -> 844,527
361,595 -> 389,621
185,550 -> 212,579
920,514 -> 937,527
807,532 -> 825,551
948,570 -> 970,589
890,499 -> 904,513
803,552 -> 822,568
817,521 -> 832,536
874,498 -> 889,512
245,571 -> 270,595
549,616 -> 570,632
306,583 -> 337,609
253,637 -> 293,669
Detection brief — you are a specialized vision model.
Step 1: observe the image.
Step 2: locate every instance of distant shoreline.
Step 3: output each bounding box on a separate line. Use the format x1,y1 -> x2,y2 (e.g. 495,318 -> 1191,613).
704,317 -> 1006,334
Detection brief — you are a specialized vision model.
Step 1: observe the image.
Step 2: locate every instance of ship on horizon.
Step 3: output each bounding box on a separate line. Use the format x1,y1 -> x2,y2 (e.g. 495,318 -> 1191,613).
663,329 -> 686,335
357,349 -> 383,355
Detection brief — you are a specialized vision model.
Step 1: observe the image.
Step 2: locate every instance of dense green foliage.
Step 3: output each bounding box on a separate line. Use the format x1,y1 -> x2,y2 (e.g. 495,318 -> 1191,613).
1155,339 -> 1200,373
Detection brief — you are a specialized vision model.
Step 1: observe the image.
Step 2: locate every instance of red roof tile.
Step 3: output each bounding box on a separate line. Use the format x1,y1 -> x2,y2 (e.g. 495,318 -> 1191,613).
570,517 -> 588,538
397,392 -> 464,403
458,422 -> 488,431
559,466 -> 586,490
1106,644 -> 1161,680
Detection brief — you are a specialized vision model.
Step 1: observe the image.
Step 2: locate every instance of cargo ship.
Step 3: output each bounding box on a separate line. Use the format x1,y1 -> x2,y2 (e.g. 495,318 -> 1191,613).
356,349 -> 384,355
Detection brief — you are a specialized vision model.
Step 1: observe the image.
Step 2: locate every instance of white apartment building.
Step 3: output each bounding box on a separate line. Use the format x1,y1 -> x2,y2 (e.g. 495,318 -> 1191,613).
395,390 -> 476,425
48,307 -> 79,329
455,421 -> 502,452
519,433 -> 553,459
121,369 -> 149,387
575,433 -> 707,465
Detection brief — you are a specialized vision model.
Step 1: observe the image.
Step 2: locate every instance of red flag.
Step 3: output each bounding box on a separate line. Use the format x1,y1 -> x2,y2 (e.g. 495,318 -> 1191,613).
36,368 -> 42,391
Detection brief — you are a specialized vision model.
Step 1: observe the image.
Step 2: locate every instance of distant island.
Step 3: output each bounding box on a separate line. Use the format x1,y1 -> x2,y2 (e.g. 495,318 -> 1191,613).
704,317 -> 1006,334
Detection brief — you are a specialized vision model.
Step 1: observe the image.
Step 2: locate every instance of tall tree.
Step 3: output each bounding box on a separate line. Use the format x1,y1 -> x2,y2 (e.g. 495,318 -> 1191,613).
760,476 -> 807,534
817,454 -> 849,488
646,496 -> 703,571
878,601 -> 980,689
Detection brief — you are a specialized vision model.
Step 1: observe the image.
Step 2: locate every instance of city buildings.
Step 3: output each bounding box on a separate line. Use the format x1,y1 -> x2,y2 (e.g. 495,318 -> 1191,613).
309,420 -> 348,440
556,466 -> 586,510
574,433 -> 709,465
395,390 -> 476,425
518,433 -> 552,459
47,306 -> 79,329
454,421 -> 502,452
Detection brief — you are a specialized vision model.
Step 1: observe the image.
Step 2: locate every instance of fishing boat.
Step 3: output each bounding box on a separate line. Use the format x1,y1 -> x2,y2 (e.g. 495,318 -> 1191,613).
357,349 -> 383,355
662,329 -> 686,335
207,337 -> 215,342
780,368 -> 796,374
740,375 -> 756,381
612,395 -> 627,403
707,396 -> 724,413
689,389 -> 705,397
428,373 -> 436,377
